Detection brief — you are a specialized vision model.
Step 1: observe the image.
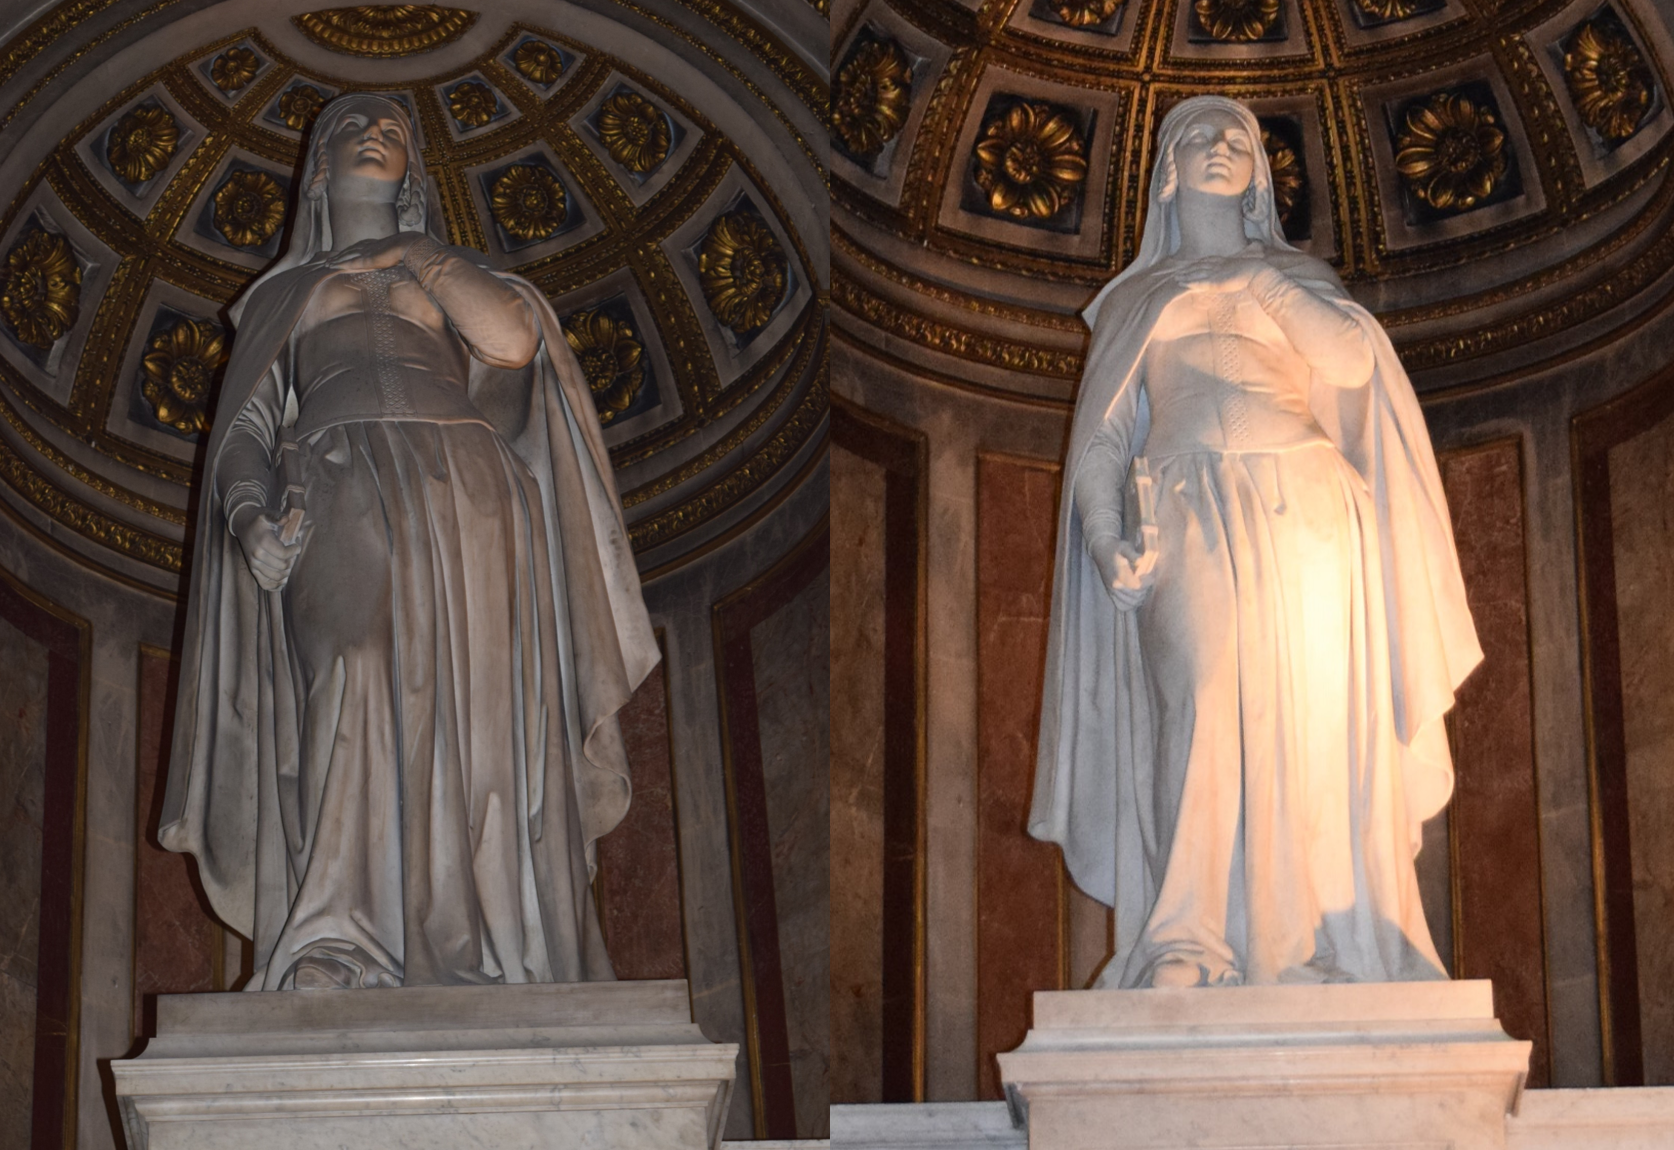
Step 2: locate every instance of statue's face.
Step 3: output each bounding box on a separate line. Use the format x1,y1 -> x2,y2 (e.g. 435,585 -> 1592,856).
325,105 -> 410,196
1172,109 -> 1255,198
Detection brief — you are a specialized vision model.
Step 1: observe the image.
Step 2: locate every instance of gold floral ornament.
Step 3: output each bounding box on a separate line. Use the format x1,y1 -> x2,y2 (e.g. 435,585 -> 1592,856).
292,6 -> 478,57
143,318 -> 227,434
699,211 -> 789,334
210,47 -> 260,93
597,92 -> 672,174
1565,18 -> 1655,143
1050,0 -> 1122,27
490,165 -> 567,242
564,309 -> 645,425
1394,92 -> 1508,213
1350,0 -> 1424,21
513,40 -> 564,85
0,229 -> 81,350
1262,130 -> 1303,225
448,80 -> 499,130
833,39 -> 912,158
1194,0 -> 1281,41
972,101 -> 1088,221
214,170 -> 287,247
277,83 -> 327,131
106,105 -> 178,185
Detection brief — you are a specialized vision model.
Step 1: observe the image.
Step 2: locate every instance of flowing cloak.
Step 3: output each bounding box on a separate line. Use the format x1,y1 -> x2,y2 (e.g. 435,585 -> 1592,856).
1027,252 -> 1483,976
159,245 -> 659,944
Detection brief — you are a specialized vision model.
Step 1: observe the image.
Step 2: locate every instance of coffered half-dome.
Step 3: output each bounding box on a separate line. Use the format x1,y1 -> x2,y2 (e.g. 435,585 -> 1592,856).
832,0 -> 1674,399
0,1 -> 827,592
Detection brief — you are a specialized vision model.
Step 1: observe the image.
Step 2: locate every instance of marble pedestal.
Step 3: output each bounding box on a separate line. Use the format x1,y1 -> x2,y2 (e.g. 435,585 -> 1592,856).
113,979 -> 736,1150
997,981 -> 1531,1150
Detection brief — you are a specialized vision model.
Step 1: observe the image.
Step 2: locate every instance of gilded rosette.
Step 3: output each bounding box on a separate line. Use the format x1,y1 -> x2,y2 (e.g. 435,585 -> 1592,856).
490,164 -> 568,242
564,309 -> 645,424
1194,0 -> 1281,41
142,318 -> 226,434
210,47 -> 260,93
277,83 -> 327,131
213,170 -> 287,247
1351,0 -> 1423,21
1,229 -> 81,350
972,101 -> 1088,221
293,6 -> 478,57
1565,18 -> 1655,143
1262,130 -> 1303,225
1394,93 -> 1508,212
598,92 -> 672,174
699,211 -> 789,334
449,80 -> 499,129
1050,0 -> 1122,28
514,40 -> 564,85
833,39 -> 912,158
106,105 -> 178,185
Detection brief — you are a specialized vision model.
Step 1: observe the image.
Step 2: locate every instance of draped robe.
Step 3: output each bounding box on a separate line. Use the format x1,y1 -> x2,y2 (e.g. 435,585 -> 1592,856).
1028,251 -> 1483,987
159,242 -> 658,989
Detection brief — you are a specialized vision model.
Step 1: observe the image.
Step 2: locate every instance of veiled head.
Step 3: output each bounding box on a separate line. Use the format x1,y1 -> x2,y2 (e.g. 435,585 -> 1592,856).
1168,106 -> 1256,200
301,94 -> 429,239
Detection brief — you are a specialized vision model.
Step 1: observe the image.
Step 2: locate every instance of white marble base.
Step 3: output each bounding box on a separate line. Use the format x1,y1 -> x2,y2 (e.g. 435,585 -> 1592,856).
113,979 -> 737,1150
997,981 -> 1531,1150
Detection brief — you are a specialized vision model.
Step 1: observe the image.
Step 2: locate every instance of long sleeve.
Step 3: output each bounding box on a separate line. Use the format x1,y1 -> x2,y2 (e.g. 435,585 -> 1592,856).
403,237 -> 539,369
1073,376 -> 1143,553
1248,266 -> 1373,388
216,365 -> 284,532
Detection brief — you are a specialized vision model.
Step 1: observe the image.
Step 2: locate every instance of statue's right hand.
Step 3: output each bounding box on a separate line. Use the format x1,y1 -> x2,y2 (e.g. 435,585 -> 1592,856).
232,508 -> 302,592
1089,535 -> 1152,612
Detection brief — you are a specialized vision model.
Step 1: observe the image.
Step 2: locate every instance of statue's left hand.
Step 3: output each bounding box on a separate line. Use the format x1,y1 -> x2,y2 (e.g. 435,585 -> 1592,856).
327,233 -> 423,273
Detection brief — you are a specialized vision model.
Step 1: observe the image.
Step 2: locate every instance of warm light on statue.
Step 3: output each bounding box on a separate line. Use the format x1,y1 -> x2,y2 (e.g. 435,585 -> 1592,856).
1029,96 -> 1483,989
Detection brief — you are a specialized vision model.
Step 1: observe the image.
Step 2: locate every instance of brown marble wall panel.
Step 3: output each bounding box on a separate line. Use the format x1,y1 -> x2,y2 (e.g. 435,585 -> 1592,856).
132,648 -> 222,1031
975,453 -> 1064,1101
713,523 -> 830,1139
830,441 -> 888,1104
1607,412 -> 1674,1086
751,570 -> 831,1138
1438,441 -> 1551,1087
598,639 -> 687,981
1574,363 -> 1674,1085
830,400 -> 927,1103
0,571 -> 86,1150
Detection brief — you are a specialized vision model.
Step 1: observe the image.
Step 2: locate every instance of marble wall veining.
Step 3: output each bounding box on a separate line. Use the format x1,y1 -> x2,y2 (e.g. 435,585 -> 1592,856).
0,607 -> 50,1150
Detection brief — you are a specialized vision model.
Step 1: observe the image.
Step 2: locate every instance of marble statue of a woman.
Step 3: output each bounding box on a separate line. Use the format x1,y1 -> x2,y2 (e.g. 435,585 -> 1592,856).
159,94 -> 659,990
1029,96 -> 1482,990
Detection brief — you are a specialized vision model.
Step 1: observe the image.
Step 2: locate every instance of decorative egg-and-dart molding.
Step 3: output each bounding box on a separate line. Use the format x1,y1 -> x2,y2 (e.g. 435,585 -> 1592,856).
971,100 -> 1089,223
565,307 -> 647,425
1564,11 -> 1657,146
833,37 -> 912,160
210,47 -> 261,94
1394,91 -> 1510,214
489,164 -> 568,242
141,318 -> 226,436
597,92 -> 673,174
106,105 -> 178,186
0,228 -> 81,351
700,210 -> 790,334
293,6 -> 479,57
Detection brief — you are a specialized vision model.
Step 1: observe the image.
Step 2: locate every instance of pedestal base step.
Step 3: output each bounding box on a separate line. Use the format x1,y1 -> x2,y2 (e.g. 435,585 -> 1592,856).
113,979 -> 736,1150
997,981 -> 1531,1150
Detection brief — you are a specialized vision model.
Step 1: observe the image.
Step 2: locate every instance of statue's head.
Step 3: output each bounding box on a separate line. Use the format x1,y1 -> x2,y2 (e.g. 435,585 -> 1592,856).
302,93 -> 427,239
1151,96 -> 1273,230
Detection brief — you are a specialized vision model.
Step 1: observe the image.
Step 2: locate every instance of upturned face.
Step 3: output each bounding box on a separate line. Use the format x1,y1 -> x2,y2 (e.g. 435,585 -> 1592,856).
1171,109 -> 1256,197
325,104 -> 410,195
